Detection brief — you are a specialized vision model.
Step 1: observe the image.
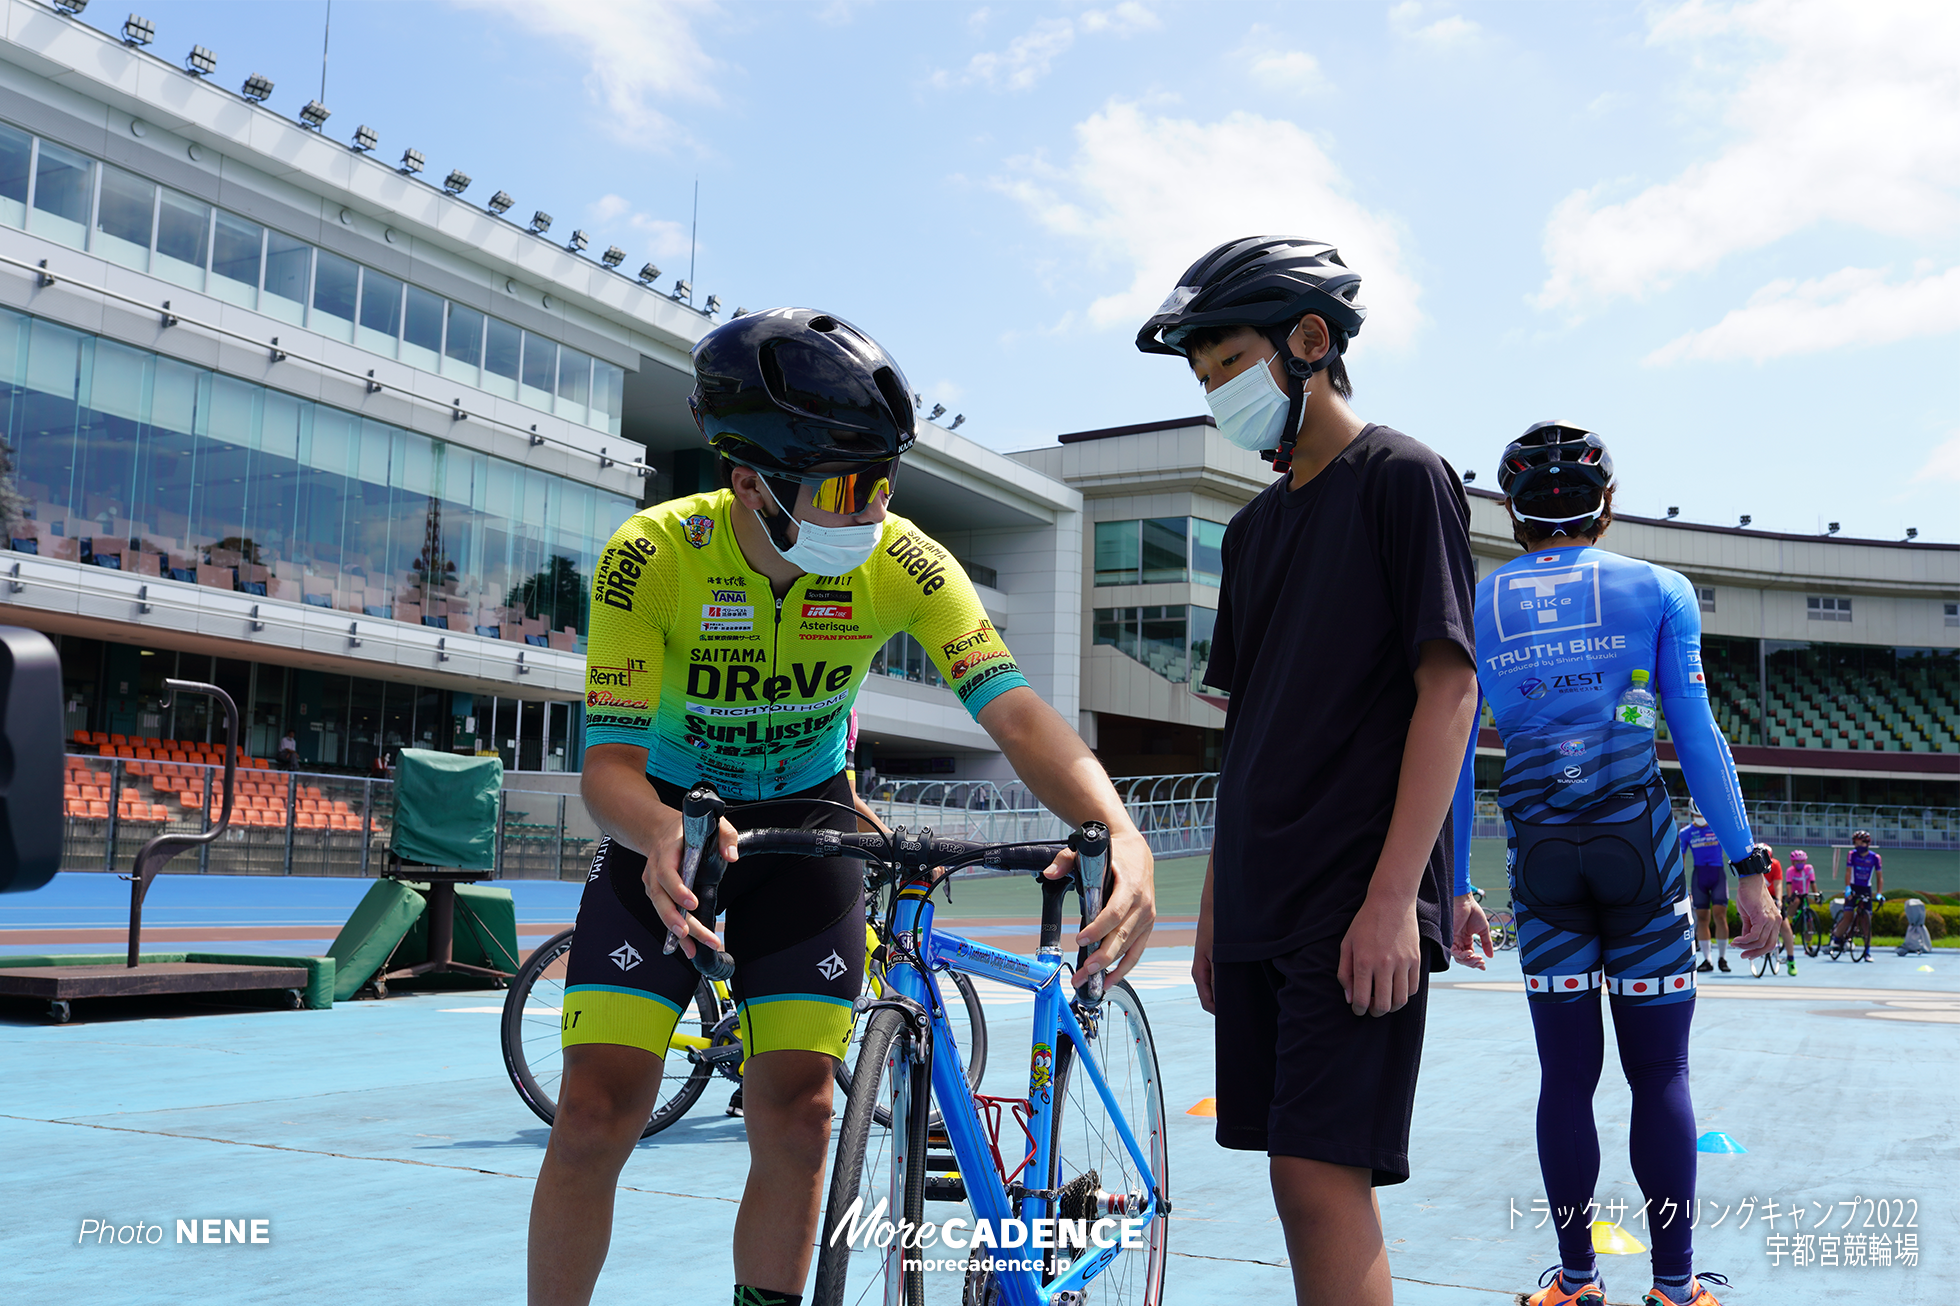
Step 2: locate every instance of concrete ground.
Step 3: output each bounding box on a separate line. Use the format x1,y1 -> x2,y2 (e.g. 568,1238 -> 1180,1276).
2,870 -> 1953,1306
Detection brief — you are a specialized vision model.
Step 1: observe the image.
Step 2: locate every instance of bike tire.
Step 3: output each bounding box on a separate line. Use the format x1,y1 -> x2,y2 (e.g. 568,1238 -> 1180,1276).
498,926 -> 722,1139
1045,980 -> 1169,1305
1801,907 -> 1819,958
835,968 -> 989,1131
1860,906 -> 1874,962
812,1006 -> 927,1306
1751,949 -> 1772,978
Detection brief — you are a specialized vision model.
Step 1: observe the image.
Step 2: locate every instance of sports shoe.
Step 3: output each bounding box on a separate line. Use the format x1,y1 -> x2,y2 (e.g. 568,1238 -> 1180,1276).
725,1088 -> 744,1117
1696,959 -> 1714,973
1717,957 -> 1730,972
1528,1265 -> 1605,1306
1787,956 -> 1797,975
1644,1271 -> 1730,1305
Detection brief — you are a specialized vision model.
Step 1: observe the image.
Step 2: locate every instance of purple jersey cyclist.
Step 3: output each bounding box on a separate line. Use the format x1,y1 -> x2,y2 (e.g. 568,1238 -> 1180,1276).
1680,813 -> 1732,973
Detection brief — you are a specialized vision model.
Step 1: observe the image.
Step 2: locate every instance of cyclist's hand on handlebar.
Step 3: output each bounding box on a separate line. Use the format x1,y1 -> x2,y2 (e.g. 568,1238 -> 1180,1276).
1339,893 -> 1423,1017
641,810 -> 740,959
1451,893 -> 1492,970
1044,828 -> 1156,988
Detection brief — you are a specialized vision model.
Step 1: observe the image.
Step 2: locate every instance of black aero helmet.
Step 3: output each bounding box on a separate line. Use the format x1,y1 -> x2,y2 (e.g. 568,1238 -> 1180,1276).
689,308 -> 916,476
1499,421 -> 1615,532
1135,236 -> 1366,474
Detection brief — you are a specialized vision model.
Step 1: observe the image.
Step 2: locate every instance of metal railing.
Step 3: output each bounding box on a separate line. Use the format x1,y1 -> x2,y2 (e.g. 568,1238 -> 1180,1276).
60,756 -> 1957,884
59,755 -> 602,880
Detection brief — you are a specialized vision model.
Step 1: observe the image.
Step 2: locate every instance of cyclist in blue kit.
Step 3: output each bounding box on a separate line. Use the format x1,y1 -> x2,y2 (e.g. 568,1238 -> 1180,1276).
1680,811 -> 1731,972
1459,422 -> 1777,1306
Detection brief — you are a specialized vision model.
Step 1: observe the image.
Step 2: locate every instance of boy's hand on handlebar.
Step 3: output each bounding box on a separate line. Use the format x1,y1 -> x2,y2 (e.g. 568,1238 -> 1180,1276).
1045,829 -> 1156,989
642,811 -> 739,959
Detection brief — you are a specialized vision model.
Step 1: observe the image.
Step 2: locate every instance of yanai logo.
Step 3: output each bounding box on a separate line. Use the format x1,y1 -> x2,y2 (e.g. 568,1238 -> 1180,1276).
1520,677 -> 1548,700
709,589 -> 745,604
1495,562 -> 1603,642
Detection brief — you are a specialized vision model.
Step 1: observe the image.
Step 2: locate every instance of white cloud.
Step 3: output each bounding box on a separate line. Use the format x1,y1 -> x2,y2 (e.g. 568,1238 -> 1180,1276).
589,194 -> 632,223
1239,27 -> 1330,95
1389,2 -> 1481,47
1538,0 -> 1960,311
934,4 -> 1157,91
1916,431 -> 1960,484
995,100 -> 1422,350
448,0 -> 721,146
1646,264 -> 1960,364
585,193 -> 694,261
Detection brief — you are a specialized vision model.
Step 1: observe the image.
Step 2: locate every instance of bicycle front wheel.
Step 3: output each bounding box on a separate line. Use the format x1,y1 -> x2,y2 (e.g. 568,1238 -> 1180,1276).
813,1006 -> 927,1306
499,926 -> 724,1139
836,967 -> 988,1131
1046,980 -> 1169,1305
1750,949 -> 1772,978
1801,907 -> 1820,957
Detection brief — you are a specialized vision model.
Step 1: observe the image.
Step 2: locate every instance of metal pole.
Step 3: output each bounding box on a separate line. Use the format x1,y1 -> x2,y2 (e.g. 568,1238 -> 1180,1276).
494,788 -> 506,878
105,757 -> 121,873
197,762 -> 212,873
359,777 -> 372,876
556,793 -> 567,881
283,769 -> 297,875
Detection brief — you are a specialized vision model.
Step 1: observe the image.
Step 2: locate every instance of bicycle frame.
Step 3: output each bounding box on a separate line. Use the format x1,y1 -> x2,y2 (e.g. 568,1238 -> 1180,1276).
878,876 -> 1164,1306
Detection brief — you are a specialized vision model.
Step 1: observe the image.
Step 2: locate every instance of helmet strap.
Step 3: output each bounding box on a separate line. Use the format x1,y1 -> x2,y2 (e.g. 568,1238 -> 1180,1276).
1263,322 -> 1329,476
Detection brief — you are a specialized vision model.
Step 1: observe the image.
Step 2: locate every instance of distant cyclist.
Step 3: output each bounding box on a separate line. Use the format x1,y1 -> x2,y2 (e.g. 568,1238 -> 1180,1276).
1780,850 -> 1817,968
527,309 -> 1157,1306
1757,844 -> 1793,975
1680,808 -> 1730,972
1834,830 -> 1884,959
1463,422 -> 1775,1306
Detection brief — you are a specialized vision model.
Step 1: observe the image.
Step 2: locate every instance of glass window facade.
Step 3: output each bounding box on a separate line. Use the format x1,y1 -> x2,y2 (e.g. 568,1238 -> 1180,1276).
870,631 -> 945,688
1093,604 -> 1217,684
0,118 -> 629,436
1093,517 -> 1230,587
55,634 -> 584,773
0,306 -> 634,647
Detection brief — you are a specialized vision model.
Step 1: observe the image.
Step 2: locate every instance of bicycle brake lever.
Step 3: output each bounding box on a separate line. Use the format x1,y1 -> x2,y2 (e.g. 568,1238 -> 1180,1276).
1074,822 -> 1109,1007
666,783 -> 724,956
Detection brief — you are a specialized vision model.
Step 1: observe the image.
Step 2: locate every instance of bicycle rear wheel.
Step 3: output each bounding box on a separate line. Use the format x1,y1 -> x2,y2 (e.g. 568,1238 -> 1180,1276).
813,1006 -> 927,1306
1487,910 -> 1518,952
1045,980 -> 1169,1305
499,926 -> 725,1139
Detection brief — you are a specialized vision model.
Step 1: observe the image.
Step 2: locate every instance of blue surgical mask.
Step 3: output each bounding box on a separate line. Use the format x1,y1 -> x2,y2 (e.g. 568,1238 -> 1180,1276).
1205,352 -> 1297,452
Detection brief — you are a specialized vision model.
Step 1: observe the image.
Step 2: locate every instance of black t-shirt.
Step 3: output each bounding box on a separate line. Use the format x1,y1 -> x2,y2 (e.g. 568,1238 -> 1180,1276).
1203,425 -> 1475,965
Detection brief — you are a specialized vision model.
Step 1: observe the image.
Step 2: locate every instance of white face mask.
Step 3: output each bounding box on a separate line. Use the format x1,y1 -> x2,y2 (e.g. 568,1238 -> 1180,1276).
1204,351 -> 1298,452
757,483 -> 883,575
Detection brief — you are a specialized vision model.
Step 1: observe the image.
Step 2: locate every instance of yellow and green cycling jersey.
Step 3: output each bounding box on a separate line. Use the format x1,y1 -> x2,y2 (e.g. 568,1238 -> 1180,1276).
583,489 -> 1027,797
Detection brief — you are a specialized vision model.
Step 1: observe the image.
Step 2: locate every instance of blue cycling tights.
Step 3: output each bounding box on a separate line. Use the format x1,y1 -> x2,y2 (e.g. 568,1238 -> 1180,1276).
1529,995 -> 1696,1281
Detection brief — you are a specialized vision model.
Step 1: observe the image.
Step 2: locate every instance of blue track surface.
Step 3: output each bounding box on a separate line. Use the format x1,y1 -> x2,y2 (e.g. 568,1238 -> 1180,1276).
2,874 -> 1952,1304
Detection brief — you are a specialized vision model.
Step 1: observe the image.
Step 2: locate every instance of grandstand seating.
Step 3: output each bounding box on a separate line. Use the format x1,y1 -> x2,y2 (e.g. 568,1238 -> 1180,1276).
62,747 -> 375,834
1477,651 -> 1959,755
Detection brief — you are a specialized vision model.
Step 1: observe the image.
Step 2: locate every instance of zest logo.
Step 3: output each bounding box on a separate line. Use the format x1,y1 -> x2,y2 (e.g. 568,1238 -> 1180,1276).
802,603 -> 851,619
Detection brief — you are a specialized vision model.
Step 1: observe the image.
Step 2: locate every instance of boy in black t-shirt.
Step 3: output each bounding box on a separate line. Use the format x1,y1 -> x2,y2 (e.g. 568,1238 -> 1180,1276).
1137,238 -> 1481,1306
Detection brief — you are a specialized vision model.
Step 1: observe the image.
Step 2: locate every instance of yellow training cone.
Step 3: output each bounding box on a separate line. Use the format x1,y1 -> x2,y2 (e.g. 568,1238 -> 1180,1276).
1591,1221 -> 1646,1255
1186,1098 -> 1217,1117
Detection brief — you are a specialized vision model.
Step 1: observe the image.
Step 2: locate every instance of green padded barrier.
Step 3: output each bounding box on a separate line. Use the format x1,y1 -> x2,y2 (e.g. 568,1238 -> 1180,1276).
0,952 -> 335,1009
395,882 -> 522,975
391,748 -> 502,870
326,878 -> 428,1001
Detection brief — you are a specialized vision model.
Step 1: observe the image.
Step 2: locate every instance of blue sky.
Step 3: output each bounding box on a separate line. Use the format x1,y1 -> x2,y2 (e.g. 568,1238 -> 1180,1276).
94,1 -> 1960,542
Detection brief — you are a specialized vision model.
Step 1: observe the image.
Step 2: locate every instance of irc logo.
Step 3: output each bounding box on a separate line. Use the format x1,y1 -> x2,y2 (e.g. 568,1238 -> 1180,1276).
1495,563 -> 1602,642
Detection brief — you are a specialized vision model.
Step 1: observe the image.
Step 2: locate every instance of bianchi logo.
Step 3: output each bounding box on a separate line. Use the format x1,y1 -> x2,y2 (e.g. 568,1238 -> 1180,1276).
815,950 -> 848,980
609,942 -> 642,971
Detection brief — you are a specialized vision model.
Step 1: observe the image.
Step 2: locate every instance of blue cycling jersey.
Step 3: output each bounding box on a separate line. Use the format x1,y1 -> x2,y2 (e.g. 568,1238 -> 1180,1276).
1465,545 -> 1754,861
1679,822 -> 1726,869
1847,847 -> 1882,887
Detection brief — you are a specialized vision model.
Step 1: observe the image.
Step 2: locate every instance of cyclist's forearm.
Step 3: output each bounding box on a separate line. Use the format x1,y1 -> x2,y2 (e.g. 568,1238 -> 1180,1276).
1368,643 -> 1478,907
578,745 -> 674,856
979,687 -> 1141,839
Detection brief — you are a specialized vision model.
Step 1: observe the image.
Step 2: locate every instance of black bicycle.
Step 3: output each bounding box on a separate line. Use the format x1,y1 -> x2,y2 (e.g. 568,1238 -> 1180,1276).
1788,891 -> 1824,959
1827,890 -> 1881,963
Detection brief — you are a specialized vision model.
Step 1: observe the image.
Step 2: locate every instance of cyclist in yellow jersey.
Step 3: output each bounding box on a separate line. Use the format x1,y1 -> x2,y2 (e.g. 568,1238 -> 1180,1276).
526,308 -> 1158,1306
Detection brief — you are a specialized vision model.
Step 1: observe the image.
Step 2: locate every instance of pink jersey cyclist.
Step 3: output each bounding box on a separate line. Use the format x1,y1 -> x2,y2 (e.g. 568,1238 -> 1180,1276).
1784,851 -> 1817,896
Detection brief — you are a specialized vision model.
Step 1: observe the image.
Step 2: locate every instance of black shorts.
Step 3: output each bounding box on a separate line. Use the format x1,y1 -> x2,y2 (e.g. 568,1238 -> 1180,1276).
561,770 -> 867,1062
1211,930 -> 1430,1186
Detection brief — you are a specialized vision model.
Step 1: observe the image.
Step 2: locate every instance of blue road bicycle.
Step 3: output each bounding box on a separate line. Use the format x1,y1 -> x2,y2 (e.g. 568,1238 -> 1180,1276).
668,786 -> 1169,1306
